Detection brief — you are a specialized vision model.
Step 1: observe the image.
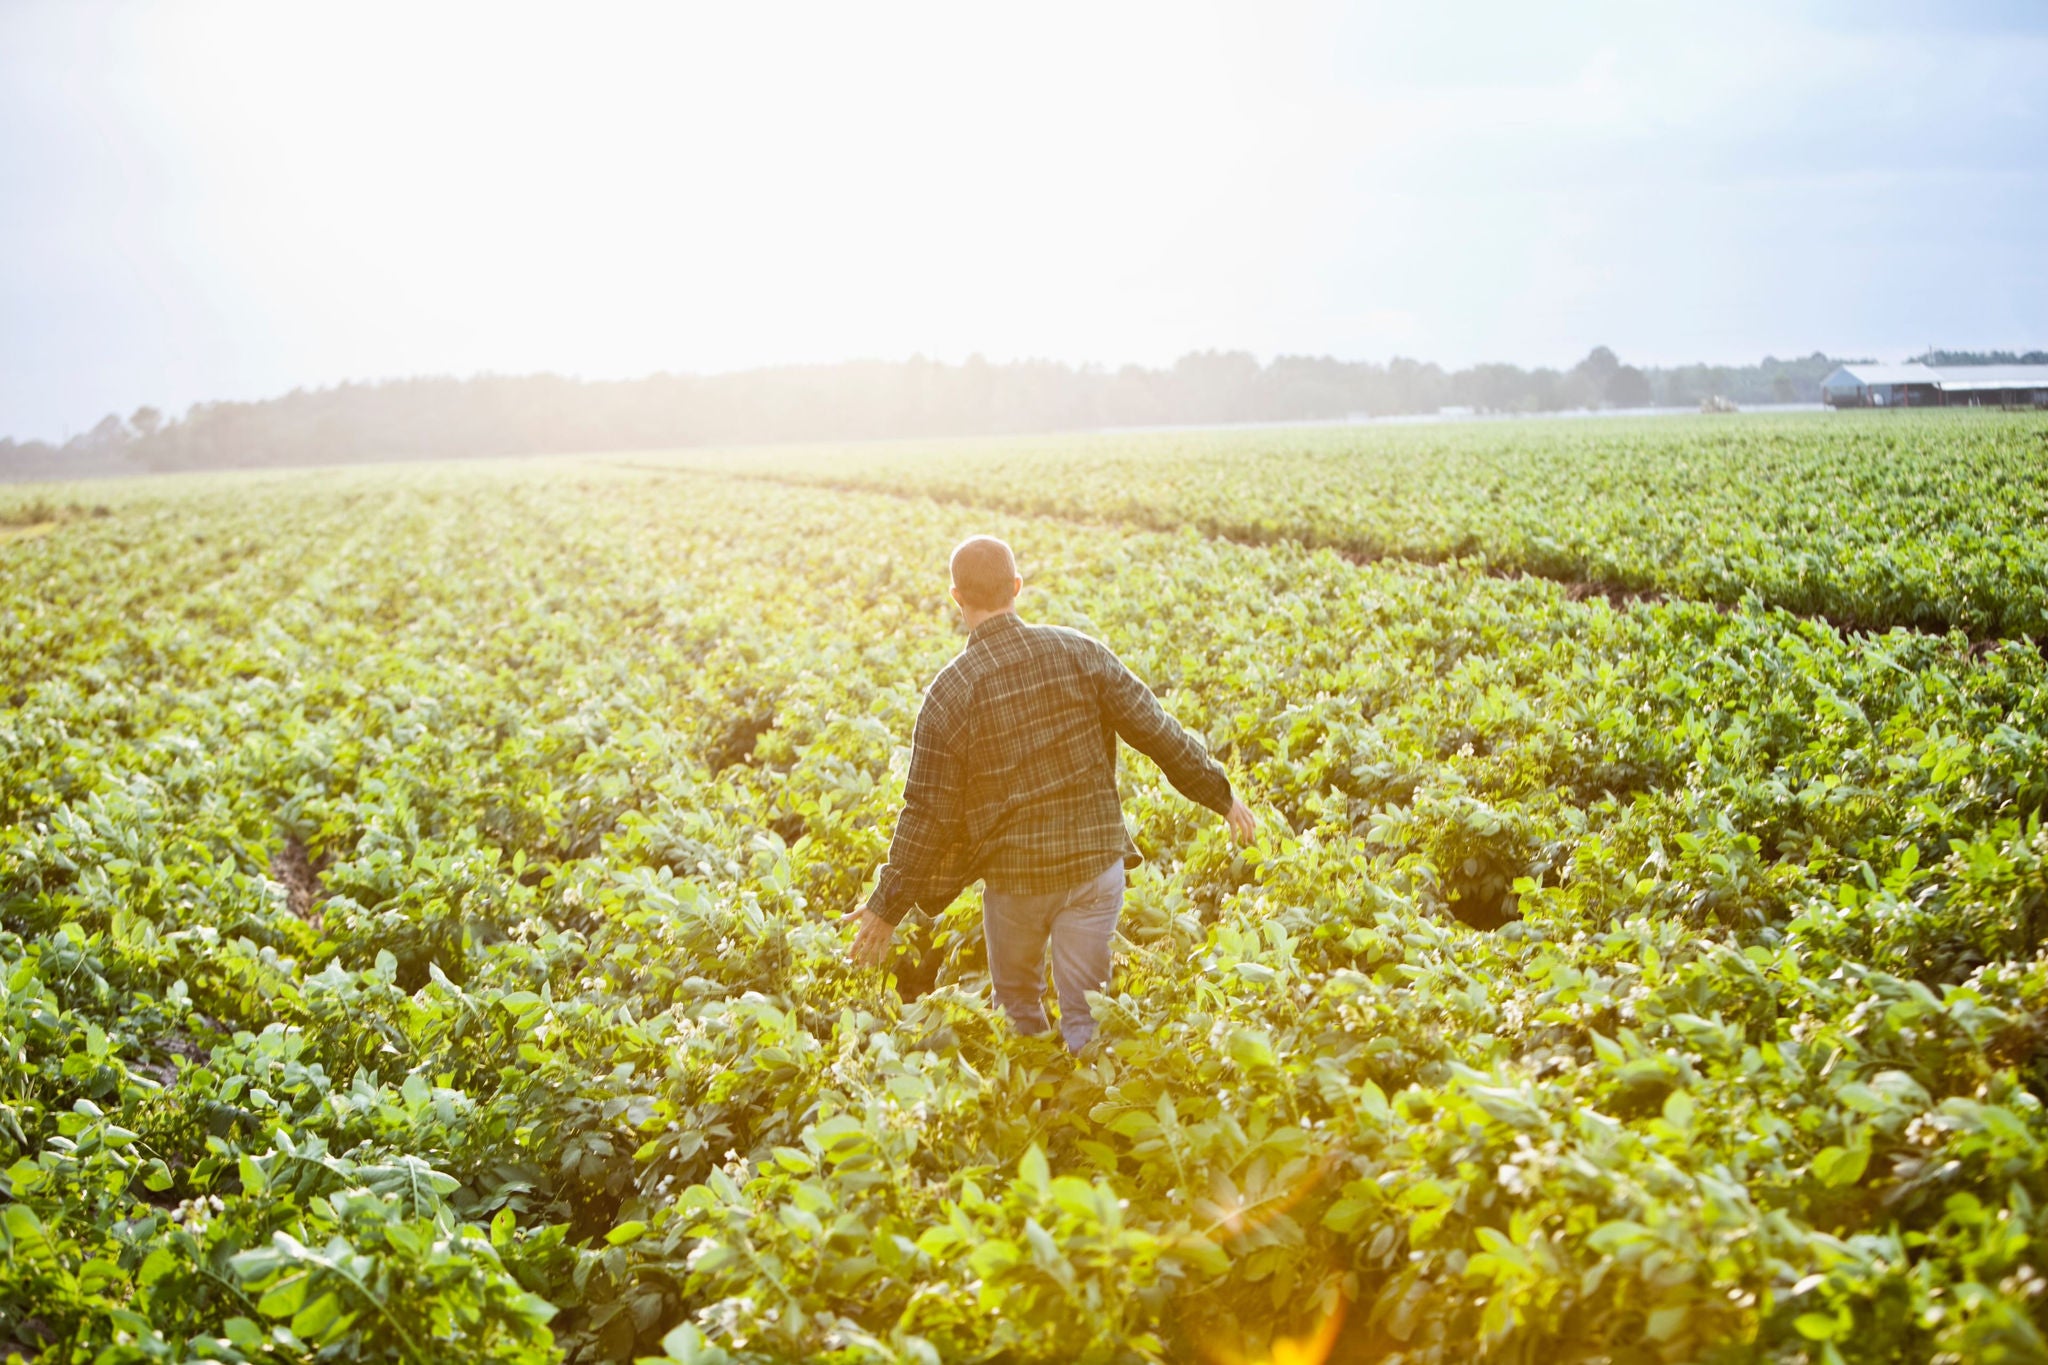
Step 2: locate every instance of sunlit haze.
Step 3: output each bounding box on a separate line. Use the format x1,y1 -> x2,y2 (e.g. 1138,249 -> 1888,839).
2,0 -> 2043,440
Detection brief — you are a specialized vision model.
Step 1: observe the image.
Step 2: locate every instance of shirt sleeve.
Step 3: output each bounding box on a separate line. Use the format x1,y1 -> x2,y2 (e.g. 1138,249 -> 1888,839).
863,683 -> 971,925
1094,644 -> 1234,816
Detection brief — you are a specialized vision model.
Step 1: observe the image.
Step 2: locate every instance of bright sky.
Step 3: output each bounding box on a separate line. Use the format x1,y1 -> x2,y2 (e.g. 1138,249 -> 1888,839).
2,0 -> 2043,440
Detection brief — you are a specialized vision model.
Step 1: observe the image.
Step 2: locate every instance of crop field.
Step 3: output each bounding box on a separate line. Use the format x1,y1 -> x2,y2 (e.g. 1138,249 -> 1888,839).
675,411 -> 2048,641
5,410 -> 2048,1365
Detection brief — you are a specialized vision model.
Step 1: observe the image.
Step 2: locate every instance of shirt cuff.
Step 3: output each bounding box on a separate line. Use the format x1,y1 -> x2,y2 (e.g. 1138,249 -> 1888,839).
865,873 -> 914,925
1202,773 -> 1235,817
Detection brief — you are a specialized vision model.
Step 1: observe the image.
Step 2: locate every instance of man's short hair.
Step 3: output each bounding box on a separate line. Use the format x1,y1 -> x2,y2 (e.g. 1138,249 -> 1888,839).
950,536 -> 1018,610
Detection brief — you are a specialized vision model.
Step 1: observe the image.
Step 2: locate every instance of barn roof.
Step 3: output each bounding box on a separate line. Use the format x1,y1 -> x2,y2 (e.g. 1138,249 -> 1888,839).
1927,364 -> 2048,391
1825,363 -> 1941,387
1825,362 -> 2048,390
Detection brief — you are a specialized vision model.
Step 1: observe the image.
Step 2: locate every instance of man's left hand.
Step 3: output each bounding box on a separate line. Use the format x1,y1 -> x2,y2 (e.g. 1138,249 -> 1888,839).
842,906 -> 898,967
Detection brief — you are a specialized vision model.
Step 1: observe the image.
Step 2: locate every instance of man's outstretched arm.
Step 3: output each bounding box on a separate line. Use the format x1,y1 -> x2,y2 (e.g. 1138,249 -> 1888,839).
1096,646 -> 1256,842
845,689 -> 969,965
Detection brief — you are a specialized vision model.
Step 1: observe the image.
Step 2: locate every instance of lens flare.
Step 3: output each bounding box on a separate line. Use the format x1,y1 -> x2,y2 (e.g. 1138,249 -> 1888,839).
1197,1294 -> 1348,1365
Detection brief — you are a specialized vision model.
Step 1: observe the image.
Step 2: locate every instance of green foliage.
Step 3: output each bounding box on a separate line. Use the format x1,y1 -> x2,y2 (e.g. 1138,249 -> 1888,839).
3,436 -> 2048,1362
682,409 -> 2048,640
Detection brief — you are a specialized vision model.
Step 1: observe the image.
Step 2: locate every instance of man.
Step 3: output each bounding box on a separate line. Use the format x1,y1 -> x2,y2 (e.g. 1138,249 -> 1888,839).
843,535 -> 1256,1054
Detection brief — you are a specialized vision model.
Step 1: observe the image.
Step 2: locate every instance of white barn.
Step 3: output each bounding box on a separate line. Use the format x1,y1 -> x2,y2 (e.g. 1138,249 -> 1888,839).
1822,362 -> 2048,409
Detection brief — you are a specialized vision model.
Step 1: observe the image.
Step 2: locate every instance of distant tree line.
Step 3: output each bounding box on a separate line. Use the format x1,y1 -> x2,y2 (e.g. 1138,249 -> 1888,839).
1906,349 -> 2048,366
0,346 -> 1872,479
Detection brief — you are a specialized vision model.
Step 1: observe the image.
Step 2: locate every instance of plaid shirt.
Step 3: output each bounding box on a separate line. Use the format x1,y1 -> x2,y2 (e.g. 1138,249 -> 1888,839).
864,611 -> 1234,925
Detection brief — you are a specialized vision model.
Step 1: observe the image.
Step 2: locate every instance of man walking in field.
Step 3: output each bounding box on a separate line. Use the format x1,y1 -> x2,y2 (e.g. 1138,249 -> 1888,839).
844,535 -> 1256,1054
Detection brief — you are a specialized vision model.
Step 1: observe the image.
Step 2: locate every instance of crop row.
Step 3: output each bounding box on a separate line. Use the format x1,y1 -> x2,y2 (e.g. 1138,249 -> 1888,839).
664,410 -> 2048,641
3,461 -> 2048,1362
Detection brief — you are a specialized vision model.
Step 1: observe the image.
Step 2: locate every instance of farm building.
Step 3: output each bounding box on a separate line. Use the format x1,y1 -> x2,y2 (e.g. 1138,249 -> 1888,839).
1821,362 -> 2048,409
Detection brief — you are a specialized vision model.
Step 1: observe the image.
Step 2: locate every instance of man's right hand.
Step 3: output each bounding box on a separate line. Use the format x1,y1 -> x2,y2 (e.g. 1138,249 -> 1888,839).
842,906 -> 898,967
1225,798 -> 1257,845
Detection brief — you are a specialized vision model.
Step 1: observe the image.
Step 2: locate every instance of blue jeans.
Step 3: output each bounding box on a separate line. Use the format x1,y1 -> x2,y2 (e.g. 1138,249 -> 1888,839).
982,859 -> 1125,1054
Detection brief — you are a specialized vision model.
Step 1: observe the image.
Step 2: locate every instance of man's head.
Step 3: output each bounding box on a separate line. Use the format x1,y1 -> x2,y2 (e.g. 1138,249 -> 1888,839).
949,535 -> 1020,616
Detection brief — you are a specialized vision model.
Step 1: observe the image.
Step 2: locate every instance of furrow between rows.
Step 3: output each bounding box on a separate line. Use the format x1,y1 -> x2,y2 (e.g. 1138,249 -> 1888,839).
607,460 -> 2046,660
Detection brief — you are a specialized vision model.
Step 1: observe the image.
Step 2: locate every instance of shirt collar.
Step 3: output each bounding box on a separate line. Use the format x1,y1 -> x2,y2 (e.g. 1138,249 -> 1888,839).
968,610 -> 1024,645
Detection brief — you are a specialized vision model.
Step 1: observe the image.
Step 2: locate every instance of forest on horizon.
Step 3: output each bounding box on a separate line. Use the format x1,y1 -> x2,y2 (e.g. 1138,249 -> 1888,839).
5,345 -> 2034,482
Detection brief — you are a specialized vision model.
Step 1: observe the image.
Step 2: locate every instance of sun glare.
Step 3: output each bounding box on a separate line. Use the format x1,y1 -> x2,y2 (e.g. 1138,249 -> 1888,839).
106,0 -> 1306,384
